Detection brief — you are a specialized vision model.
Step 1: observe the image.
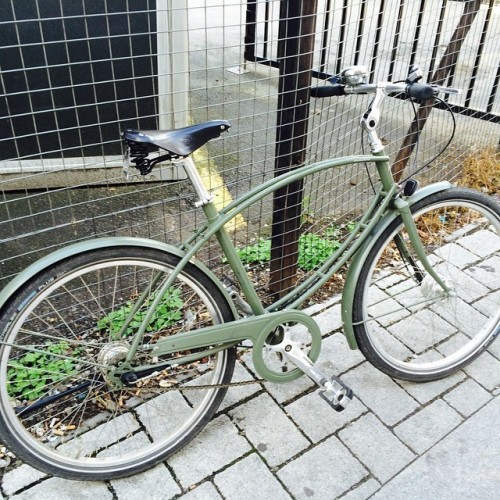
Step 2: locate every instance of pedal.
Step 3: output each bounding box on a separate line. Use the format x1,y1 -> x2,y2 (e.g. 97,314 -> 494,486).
319,375 -> 353,412
279,341 -> 354,412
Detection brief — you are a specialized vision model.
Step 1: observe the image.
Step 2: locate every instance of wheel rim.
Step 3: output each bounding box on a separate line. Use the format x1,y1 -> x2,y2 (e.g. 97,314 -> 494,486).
0,256 -> 230,475
359,197 -> 500,377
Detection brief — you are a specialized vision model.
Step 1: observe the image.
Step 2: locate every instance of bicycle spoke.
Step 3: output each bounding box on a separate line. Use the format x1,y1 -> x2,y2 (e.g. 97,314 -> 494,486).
0,247 -> 235,479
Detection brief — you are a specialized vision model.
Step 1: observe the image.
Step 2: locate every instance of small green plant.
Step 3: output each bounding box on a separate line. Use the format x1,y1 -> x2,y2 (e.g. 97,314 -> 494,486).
324,221 -> 357,239
298,233 -> 340,271
97,287 -> 184,338
234,231 -> 347,271
7,342 -> 79,401
235,238 -> 271,265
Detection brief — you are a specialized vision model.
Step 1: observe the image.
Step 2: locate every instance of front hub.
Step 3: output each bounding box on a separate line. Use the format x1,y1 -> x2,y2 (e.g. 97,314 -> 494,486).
421,275 -> 454,302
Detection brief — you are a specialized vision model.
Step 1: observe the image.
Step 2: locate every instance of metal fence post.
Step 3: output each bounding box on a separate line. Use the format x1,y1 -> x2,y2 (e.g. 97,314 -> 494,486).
158,0 -> 189,130
269,0 -> 319,300
243,0 -> 257,63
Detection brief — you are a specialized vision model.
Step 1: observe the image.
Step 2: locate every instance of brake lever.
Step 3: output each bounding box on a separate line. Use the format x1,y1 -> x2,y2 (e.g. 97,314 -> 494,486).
430,84 -> 462,96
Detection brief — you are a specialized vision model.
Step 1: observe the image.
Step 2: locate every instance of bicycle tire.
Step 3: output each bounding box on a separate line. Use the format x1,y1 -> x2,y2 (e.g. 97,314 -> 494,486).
0,246 -> 236,480
352,188 -> 500,381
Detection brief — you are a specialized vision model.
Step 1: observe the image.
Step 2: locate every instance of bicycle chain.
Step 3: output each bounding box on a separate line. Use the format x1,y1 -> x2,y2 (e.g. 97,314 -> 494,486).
132,376 -> 266,393
132,346 -> 267,392
172,378 -> 265,391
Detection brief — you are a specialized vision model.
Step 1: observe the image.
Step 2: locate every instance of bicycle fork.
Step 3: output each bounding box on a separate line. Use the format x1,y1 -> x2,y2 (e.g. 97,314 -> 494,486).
394,196 -> 452,293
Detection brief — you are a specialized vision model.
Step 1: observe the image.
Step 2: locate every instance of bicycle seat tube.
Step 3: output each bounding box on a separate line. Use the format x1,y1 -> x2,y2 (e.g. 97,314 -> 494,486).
182,155 -> 266,315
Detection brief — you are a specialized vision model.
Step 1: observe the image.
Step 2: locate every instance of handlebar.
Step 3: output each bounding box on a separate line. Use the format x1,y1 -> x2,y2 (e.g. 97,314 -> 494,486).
310,67 -> 461,102
309,65 -> 461,155
310,84 -> 346,98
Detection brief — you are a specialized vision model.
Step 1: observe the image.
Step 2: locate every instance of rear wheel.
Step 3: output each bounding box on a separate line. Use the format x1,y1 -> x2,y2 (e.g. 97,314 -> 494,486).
0,246 -> 236,479
353,188 -> 500,381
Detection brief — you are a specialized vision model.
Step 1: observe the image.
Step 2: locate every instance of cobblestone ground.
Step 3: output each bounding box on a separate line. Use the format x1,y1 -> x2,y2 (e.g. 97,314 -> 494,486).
1,290 -> 499,499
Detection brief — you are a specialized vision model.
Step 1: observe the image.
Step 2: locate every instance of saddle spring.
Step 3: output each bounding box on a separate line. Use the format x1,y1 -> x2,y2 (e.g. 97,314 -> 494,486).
124,140 -> 174,176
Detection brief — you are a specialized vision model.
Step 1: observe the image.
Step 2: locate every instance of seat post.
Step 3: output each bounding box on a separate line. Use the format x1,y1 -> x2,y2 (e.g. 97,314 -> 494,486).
181,156 -> 215,208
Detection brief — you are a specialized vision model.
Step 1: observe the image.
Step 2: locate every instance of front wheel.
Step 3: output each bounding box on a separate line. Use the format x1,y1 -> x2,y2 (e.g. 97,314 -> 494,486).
0,246 -> 236,480
353,188 -> 500,381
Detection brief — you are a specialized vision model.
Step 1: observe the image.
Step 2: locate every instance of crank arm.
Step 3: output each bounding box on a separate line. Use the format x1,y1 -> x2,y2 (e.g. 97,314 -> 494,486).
279,343 -> 353,411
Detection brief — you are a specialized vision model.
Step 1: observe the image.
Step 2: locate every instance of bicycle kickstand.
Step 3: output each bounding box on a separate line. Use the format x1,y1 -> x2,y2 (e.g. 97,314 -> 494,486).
279,343 -> 354,412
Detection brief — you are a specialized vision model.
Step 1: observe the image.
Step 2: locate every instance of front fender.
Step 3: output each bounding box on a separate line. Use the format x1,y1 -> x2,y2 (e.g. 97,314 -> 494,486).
341,181 -> 452,349
0,237 -> 238,319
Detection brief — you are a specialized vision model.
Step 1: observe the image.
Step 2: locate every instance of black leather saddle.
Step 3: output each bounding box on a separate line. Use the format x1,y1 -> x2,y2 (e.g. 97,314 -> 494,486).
122,120 -> 231,157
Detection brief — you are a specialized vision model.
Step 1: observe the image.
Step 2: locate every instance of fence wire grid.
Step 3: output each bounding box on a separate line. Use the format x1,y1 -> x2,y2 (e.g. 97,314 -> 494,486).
0,0 -> 499,296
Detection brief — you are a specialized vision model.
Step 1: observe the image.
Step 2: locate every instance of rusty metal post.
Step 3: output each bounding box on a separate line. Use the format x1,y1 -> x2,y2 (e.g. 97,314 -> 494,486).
269,0 -> 318,300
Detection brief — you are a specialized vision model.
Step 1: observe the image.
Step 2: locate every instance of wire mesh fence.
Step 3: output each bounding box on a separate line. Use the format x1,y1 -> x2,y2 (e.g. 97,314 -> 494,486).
0,0 -> 499,295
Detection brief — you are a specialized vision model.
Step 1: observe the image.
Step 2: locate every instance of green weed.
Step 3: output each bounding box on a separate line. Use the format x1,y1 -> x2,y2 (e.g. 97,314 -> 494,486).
97,287 -> 184,338
7,342 -> 80,401
234,223 -> 356,271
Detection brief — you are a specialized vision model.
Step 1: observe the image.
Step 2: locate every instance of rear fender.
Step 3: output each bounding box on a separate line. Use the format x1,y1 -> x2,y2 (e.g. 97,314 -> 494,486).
0,237 -> 238,319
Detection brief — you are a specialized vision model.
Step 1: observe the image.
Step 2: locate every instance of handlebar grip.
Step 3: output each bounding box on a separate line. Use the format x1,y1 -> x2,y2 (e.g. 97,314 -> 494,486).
407,82 -> 435,101
310,84 -> 346,98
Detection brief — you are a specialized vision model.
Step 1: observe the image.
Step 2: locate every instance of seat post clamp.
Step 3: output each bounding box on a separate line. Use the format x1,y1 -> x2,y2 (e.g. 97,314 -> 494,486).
194,193 -> 215,208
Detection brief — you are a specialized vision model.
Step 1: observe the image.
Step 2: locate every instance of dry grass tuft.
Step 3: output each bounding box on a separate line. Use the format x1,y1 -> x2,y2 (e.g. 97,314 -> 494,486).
458,147 -> 499,195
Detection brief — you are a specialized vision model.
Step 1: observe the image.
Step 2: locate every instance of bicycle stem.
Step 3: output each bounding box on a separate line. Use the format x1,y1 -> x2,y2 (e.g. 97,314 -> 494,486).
359,87 -> 386,154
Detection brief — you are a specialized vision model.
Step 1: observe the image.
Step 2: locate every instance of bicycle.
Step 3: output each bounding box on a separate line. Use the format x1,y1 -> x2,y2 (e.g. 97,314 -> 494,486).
0,65 -> 498,480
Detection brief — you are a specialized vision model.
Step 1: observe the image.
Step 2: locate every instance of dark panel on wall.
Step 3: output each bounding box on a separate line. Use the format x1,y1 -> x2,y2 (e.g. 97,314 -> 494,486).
0,0 -> 158,161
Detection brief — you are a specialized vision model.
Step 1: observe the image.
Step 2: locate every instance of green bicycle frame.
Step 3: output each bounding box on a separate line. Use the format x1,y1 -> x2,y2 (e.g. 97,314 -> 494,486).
0,153 -> 452,382
119,155 -> 389,360
115,152 -> 450,378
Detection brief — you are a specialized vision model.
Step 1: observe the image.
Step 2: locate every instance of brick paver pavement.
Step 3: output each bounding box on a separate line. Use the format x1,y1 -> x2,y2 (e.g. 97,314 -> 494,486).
1,291 -> 498,499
